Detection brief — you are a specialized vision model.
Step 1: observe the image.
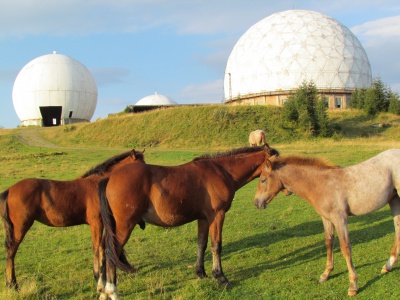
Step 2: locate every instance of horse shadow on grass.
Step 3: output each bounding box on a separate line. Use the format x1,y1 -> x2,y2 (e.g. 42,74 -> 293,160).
221,208 -> 396,291
119,209 -> 395,296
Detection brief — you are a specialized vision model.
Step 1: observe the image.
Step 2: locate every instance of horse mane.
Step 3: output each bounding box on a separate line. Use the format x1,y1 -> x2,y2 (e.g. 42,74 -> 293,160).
194,145 -> 278,161
273,155 -> 340,169
81,151 -> 137,178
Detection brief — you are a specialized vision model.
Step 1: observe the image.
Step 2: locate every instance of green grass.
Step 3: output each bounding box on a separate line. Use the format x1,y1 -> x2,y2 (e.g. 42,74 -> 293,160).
1,107 -> 400,299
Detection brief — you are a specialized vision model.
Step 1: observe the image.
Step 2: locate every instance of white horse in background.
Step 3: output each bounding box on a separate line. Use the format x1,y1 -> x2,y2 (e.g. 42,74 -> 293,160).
249,130 -> 266,146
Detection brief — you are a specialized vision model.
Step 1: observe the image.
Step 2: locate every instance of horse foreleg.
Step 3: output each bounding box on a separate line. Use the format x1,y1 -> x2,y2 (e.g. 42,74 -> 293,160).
209,211 -> 230,287
335,218 -> 358,296
382,197 -> 400,274
195,219 -> 209,278
319,217 -> 335,282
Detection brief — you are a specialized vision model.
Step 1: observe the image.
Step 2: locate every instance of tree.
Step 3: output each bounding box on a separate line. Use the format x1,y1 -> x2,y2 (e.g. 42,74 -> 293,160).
351,77 -> 392,116
282,80 -> 331,136
350,87 -> 366,109
388,91 -> 400,115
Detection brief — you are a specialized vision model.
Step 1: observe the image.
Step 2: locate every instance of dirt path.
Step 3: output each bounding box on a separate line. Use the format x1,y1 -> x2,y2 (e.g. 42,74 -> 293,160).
17,128 -> 60,148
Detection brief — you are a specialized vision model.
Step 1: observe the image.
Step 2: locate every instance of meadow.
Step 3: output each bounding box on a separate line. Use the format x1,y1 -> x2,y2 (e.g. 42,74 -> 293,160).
0,106 -> 400,299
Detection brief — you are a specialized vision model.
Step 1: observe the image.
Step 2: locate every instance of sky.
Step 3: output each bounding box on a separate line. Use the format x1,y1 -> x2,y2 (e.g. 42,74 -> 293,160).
1,0 -> 400,128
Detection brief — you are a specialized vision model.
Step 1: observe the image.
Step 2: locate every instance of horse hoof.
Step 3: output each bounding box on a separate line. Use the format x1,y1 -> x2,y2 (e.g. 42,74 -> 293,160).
318,275 -> 328,282
381,267 -> 390,274
99,292 -> 108,300
348,289 -> 358,297
6,282 -> 19,291
219,278 -> 232,289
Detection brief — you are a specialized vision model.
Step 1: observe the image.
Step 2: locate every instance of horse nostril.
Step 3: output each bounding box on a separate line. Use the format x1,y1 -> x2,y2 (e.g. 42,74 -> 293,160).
254,198 -> 266,209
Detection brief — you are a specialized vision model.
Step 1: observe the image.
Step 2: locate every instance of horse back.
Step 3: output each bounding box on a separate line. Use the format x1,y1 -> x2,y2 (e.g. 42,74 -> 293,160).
340,150 -> 400,215
7,178 -> 90,226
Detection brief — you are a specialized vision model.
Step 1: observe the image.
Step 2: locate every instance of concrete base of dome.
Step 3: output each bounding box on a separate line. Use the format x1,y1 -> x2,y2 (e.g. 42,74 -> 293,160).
20,118 -> 90,127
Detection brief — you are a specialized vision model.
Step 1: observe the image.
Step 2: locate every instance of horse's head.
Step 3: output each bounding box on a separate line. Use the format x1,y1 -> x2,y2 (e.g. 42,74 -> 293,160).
254,156 -> 291,209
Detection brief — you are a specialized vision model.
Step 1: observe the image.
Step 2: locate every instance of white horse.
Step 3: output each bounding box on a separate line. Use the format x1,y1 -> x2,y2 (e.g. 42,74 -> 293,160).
254,149 -> 400,296
249,130 -> 266,146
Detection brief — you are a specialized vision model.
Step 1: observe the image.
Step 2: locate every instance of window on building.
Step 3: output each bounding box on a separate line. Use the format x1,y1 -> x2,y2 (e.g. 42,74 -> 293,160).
335,97 -> 342,108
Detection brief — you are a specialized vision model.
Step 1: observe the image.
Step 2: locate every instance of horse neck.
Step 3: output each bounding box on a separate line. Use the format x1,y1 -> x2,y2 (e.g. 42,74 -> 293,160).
215,151 -> 266,189
78,156 -> 137,179
107,156 -> 136,174
278,163 -> 329,199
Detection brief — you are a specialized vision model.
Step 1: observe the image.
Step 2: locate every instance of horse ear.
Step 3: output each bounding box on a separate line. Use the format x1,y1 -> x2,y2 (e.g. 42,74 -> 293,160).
264,143 -> 279,157
142,149 -> 145,153
265,159 -> 273,171
130,149 -> 137,158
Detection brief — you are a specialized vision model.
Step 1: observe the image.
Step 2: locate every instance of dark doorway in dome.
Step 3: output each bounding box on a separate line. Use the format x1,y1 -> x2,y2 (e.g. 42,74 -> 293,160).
40,106 -> 62,126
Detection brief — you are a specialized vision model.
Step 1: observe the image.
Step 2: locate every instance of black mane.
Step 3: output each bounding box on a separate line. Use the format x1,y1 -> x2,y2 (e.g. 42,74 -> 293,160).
81,151 -> 134,178
193,146 -> 269,161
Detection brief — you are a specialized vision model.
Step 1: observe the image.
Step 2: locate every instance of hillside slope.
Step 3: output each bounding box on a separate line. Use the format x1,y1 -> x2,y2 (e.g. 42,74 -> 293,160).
31,105 -> 400,149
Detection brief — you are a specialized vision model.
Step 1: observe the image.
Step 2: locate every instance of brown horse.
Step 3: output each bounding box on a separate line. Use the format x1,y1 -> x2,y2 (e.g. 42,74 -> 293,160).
249,130 -> 266,146
253,150 -> 400,296
0,149 -> 145,291
98,144 -> 279,300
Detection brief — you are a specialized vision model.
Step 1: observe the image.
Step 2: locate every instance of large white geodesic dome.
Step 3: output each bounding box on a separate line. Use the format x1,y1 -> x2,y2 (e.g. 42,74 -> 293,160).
12,52 -> 98,126
224,10 -> 372,101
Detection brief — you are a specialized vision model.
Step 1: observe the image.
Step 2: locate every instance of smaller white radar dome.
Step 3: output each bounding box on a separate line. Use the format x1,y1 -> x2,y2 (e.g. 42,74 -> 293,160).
135,92 -> 176,106
12,52 -> 98,126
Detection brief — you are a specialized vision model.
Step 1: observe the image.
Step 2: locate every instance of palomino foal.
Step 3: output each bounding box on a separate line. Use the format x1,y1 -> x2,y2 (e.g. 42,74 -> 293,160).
254,150 -> 400,296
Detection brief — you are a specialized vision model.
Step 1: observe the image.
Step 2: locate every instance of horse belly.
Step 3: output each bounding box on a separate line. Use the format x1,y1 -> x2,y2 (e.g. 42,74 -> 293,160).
347,186 -> 394,216
142,211 -> 196,227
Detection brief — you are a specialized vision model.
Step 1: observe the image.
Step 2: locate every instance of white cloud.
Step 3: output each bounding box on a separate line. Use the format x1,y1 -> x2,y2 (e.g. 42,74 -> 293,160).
350,15 -> 400,92
352,15 -> 400,40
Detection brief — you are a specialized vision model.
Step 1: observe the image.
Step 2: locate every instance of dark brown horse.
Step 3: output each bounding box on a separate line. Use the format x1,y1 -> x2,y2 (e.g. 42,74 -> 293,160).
0,149 -> 145,291
98,144 -> 279,300
254,150 -> 400,296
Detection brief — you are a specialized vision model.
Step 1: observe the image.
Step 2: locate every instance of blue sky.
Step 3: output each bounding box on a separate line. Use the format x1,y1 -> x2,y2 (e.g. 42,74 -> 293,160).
1,0 -> 400,128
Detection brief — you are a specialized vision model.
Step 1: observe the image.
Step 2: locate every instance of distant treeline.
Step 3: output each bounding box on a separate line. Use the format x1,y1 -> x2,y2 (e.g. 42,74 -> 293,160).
351,77 -> 400,116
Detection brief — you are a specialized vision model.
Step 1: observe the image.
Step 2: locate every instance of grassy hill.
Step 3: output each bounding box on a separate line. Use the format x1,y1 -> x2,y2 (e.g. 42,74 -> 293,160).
1,106 -> 400,299
31,105 -> 400,149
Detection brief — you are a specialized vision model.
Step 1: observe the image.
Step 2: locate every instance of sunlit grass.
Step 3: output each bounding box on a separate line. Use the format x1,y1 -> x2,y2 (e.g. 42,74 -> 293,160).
0,108 -> 400,299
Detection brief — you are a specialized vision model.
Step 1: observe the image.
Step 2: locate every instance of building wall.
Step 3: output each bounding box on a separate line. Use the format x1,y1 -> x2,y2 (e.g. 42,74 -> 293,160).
225,90 -> 352,109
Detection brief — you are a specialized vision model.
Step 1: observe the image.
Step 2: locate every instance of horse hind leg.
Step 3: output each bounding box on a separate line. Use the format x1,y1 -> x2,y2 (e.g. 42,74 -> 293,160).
382,196 -> 400,274
195,219 -> 209,278
5,222 -> 33,290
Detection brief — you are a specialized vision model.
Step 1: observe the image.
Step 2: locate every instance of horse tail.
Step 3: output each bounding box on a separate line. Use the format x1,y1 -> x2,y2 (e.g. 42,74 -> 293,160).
98,178 -> 135,273
261,131 -> 266,145
0,190 -> 14,250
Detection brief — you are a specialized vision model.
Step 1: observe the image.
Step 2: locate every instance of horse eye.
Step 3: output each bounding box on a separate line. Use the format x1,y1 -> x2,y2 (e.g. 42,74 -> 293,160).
261,178 -> 267,184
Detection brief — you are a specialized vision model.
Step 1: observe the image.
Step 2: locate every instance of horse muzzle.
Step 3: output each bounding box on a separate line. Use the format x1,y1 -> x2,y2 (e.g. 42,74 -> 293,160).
254,197 -> 268,209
